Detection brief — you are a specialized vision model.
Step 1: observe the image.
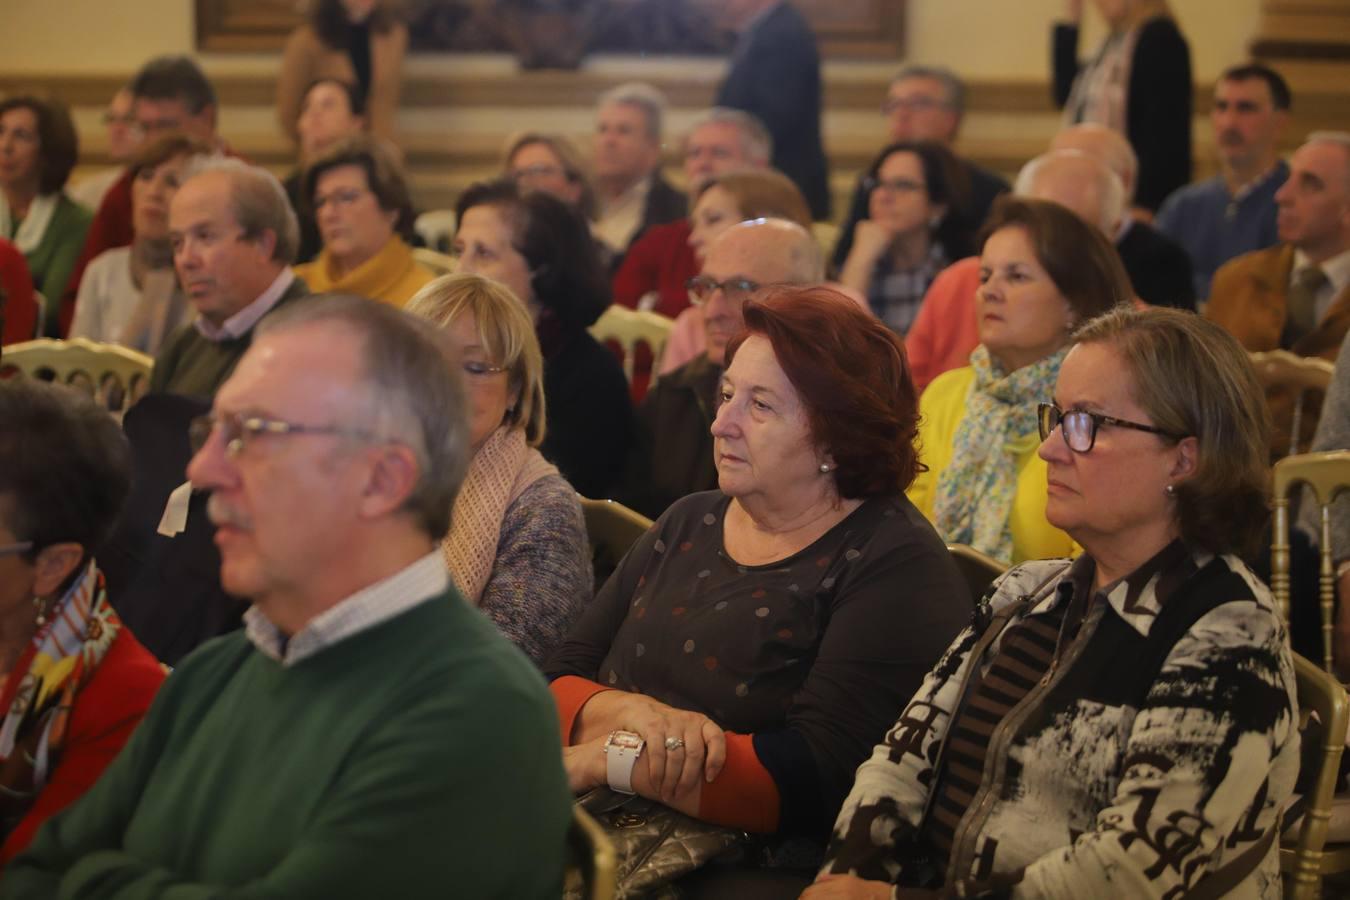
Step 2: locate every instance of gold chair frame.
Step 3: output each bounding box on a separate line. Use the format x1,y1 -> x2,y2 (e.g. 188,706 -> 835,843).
0,337 -> 153,413
411,247 -> 456,276
589,306 -> 674,383
565,805 -> 618,900
1252,350 -> 1335,459
947,543 -> 1007,605
1282,653 -> 1350,899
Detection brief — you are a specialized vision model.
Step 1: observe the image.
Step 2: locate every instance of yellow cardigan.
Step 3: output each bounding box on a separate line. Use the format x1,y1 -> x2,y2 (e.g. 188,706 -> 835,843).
293,236 -> 436,308
909,366 -> 1077,564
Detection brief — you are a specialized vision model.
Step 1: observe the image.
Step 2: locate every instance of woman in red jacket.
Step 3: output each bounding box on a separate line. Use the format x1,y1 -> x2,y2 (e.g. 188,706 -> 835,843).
0,379 -> 165,864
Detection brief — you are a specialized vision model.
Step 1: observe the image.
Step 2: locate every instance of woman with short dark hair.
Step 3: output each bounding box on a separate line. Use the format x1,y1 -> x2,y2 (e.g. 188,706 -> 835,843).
546,286 -> 969,887
838,141 -> 974,336
0,380 -> 164,866
812,305 -> 1294,899
909,195 -> 1132,564
293,135 -> 433,306
0,96 -> 93,322
452,178 -> 632,498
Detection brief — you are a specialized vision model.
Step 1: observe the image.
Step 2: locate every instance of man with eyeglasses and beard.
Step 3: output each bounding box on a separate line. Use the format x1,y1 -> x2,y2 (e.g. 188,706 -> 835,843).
621,217 -> 824,518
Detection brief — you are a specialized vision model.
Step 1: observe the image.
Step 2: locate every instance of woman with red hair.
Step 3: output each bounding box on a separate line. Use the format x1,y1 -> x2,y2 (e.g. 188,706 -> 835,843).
546,286 -> 969,890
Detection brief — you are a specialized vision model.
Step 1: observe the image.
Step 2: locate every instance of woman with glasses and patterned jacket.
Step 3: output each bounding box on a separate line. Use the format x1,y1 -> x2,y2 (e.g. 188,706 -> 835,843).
0,380 -> 164,867
837,141 -> 974,337
810,306 -> 1296,900
908,196 -> 1129,566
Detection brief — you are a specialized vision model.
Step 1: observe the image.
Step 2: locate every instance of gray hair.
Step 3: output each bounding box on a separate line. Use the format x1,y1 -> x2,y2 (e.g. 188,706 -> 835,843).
1015,150 -> 1127,235
1307,131 -> 1350,189
183,157 -> 300,265
891,64 -> 967,116
597,82 -> 667,142
685,107 -> 773,165
256,294 -> 471,541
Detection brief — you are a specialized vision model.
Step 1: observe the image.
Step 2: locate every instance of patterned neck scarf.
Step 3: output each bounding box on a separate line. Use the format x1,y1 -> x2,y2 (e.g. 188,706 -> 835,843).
0,560 -> 125,840
932,345 -> 1066,563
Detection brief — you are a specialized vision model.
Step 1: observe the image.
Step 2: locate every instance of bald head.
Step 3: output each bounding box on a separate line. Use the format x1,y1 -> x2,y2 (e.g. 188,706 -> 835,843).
699,218 -> 824,365
1050,124 -> 1138,204
1015,150 -> 1127,236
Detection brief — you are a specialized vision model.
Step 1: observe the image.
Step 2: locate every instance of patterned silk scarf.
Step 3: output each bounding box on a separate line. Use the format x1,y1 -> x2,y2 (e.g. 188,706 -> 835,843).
932,345 -> 1066,564
0,560 -> 123,840
1064,25 -> 1141,136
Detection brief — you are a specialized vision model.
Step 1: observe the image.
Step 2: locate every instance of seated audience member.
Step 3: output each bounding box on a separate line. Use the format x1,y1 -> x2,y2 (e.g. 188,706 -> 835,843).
1051,123 -> 1195,310
0,380 -> 164,865
70,134 -> 209,353
293,136 -> 433,306
62,55 -> 231,334
2,296 -> 571,897
453,179 -> 633,499
0,239 -> 37,344
1208,131 -> 1350,454
1157,63 -> 1291,301
661,169 -> 866,375
284,78 -> 368,263
612,107 -> 771,318
68,87 -> 142,212
591,82 -> 685,262
906,148 -> 1132,394
277,0 -> 406,147
813,307 -> 1295,900
624,218 -> 823,519
834,65 -> 1010,269
839,141 -> 974,335
150,159 -> 309,398
547,287 -> 970,886
0,96 -> 92,331
505,132 -> 597,220
406,274 -> 591,666
911,196 -> 1129,564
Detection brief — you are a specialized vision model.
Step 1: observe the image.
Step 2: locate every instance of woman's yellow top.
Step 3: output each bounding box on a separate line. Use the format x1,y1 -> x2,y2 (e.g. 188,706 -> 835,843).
293,235 -> 435,307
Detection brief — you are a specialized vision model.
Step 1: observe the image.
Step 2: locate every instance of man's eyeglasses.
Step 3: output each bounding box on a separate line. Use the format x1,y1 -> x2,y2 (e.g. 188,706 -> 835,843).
511,163 -> 567,182
0,542 -> 34,559
862,176 -> 927,196
686,275 -> 762,307
1037,403 -> 1183,453
189,412 -> 377,457
312,188 -> 369,212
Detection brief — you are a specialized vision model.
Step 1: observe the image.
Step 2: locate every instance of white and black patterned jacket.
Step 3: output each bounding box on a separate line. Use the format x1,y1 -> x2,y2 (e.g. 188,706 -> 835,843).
822,548 -> 1299,899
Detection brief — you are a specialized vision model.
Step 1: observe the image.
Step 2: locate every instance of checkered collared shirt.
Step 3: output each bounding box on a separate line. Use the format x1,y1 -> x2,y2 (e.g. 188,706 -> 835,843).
244,552 -> 449,667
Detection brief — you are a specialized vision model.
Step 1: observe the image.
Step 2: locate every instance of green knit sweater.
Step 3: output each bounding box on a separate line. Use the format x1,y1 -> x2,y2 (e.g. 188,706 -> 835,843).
1,590 -> 571,899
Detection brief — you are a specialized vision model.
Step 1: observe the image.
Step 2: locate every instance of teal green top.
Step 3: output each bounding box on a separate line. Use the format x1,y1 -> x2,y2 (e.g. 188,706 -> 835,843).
5,194 -> 91,325
1,589 -> 572,900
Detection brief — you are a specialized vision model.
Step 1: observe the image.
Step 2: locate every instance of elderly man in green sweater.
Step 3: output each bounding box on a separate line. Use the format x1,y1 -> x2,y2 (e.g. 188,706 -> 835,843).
2,295 -> 572,899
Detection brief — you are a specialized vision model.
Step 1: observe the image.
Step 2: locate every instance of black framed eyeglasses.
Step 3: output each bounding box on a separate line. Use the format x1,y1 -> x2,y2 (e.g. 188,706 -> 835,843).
686,275 -> 762,307
1037,403 -> 1183,453
861,175 -> 927,195
189,412 -> 377,458
0,541 -> 34,559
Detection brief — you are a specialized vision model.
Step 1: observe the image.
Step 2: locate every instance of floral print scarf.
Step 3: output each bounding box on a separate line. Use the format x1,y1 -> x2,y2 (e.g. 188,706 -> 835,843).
932,345 -> 1066,563
0,560 -> 122,839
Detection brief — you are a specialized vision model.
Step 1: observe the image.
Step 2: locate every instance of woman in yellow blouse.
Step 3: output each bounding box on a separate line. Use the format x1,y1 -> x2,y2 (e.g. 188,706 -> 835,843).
909,196 -> 1131,563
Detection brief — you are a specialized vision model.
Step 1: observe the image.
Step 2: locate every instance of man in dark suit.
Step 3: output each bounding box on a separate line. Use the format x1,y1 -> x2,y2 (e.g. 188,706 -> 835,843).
833,65 -> 1011,269
592,82 -> 686,264
1051,123 -> 1196,311
715,0 -> 830,220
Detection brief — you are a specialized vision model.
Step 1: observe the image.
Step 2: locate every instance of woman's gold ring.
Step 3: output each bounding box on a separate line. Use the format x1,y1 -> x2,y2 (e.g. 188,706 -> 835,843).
665,736 -> 685,751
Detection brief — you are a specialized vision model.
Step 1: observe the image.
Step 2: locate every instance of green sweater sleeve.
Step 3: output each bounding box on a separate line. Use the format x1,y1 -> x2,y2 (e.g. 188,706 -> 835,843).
31,198 -> 93,323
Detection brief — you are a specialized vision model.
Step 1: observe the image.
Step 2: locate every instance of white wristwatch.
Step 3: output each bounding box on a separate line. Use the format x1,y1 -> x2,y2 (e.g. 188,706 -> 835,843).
603,730 -> 645,794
